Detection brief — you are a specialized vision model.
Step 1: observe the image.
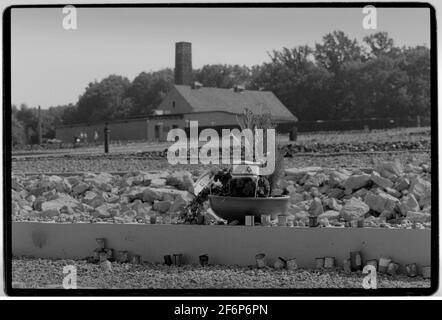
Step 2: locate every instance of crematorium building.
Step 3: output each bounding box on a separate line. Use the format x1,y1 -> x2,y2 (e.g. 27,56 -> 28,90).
55,42 -> 297,142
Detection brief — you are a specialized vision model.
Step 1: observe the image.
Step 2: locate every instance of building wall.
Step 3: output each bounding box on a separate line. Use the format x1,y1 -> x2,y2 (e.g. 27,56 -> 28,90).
56,117 -> 187,143
156,87 -> 193,114
56,119 -> 148,143
12,222 -> 431,270
183,111 -> 239,127
146,118 -> 186,141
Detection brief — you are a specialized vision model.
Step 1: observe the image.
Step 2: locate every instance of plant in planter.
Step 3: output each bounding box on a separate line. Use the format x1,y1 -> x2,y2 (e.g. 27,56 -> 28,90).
180,109 -> 289,225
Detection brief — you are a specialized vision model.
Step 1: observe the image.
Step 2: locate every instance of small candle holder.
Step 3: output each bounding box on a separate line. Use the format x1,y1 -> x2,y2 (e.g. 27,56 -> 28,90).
199,254 -> 209,266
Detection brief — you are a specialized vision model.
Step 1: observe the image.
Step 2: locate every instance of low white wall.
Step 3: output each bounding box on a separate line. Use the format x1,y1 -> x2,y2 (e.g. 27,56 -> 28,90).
12,222 -> 431,271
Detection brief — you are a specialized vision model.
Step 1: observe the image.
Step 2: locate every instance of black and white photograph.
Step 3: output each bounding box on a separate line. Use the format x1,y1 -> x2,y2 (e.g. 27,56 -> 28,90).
2,2 -> 437,297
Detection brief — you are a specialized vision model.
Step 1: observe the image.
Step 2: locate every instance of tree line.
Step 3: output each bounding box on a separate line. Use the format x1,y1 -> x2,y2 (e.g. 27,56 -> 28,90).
12,31 -> 430,145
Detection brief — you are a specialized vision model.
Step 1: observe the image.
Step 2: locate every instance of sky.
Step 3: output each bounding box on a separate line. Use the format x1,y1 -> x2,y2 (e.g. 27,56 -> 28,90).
10,6 -> 431,108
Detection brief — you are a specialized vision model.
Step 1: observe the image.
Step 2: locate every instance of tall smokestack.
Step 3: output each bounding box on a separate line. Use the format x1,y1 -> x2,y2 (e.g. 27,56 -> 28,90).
174,42 -> 192,85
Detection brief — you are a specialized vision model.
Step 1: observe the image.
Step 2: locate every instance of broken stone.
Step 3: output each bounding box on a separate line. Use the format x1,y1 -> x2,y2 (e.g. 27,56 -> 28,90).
95,172 -> 114,184
80,203 -> 95,212
318,217 -> 330,227
329,171 -> 350,188
310,187 -> 321,198
328,188 -> 345,199
324,198 -> 342,211
72,182 -> 89,195
39,209 -> 59,218
153,200 -> 172,213
375,159 -> 403,179
65,176 -> 80,186
304,173 -> 327,187
302,191 -> 312,201
285,167 -> 323,180
33,196 -> 46,211
409,176 -> 431,207
318,210 -> 340,221
28,179 -> 54,196
122,209 -> 137,221
99,183 -> 113,192
150,178 -> 167,188
344,174 -> 371,192
319,185 -> 330,195
102,192 -> 119,203
100,260 -> 112,272
394,177 -> 410,192
151,188 -> 195,203
379,210 -> 394,221
93,203 -> 119,219
405,164 -> 423,173
141,188 -> 162,203
398,194 -> 420,216
41,194 -> 79,212
370,171 -> 393,189
291,210 -> 307,221
287,204 -> 303,216
60,205 -> 74,215
83,191 -> 104,208
364,191 -> 399,213
169,197 -> 187,213
352,188 -> 368,199
12,177 -> 25,192
287,187 -> 304,204
339,197 -> 369,222
166,171 -> 194,192
384,187 -> 401,198
406,211 -> 430,223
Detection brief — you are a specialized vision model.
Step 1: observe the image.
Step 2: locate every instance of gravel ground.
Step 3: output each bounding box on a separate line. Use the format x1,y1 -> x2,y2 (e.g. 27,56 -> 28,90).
12,257 -> 430,289
11,151 -> 430,174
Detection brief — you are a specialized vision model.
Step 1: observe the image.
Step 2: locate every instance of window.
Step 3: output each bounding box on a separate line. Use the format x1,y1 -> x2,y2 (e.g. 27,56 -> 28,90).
172,124 -> 179,129
172,101 -> 176,108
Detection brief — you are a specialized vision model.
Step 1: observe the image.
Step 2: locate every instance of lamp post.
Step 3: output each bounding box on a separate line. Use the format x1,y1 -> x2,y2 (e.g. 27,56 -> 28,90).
104,123 -> 110,153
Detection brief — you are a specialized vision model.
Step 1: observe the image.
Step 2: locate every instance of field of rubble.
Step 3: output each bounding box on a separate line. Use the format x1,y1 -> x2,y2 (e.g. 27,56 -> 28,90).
11,137 -> 432,229
10,128 -> 433,288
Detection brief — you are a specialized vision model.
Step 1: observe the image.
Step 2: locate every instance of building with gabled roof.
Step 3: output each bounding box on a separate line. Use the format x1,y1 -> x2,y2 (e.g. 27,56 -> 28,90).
157,84 -> 297,122
55,42 -> 297,143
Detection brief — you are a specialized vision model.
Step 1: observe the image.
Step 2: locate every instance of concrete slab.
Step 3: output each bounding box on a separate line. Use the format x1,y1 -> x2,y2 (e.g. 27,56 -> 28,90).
12,222 -> 430,272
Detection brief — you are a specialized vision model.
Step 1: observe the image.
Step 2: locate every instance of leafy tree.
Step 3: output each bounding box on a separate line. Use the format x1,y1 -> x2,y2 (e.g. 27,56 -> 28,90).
251,46 -> 332,120
15,104 -> 38,144
126,69 -> 173,116
363,32 -> 397,58
11,105 -> 26,145
315,30 -> 364,74
77,75 -> 133,122
399,46 -> 431,117
194,64 -> 253,89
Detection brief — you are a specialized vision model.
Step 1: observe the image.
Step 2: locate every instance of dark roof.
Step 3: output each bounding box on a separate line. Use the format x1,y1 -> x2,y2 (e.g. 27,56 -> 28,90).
174,85 -> 297,122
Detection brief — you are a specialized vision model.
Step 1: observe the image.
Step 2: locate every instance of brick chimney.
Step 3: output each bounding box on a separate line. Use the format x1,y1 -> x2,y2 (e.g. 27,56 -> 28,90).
174,42 -> 193,86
